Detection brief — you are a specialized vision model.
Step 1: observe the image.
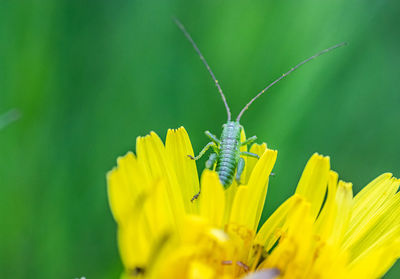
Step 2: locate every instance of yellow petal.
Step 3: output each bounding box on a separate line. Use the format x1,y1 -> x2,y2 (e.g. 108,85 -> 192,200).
145,179 -> 175,237
254,194 -> 298,250
228,186 -> 250,227
117,207 -> 151,270
136,131 -> 186,230
118,178 -> 178,272
199,170 -> 226,227
314,170 -> 339,238
328,181 -> 353,245
345,174 -> 399,245
295,153 -> 330,220
348,230 -> 400,278
107,151 -> 148,224
343,191 -> 400,259
352,173 -> 394,206
259,198 -> 314,274
166,127 -> 200,214
223,181 -> 239,225
244,143 -> 267,185
229,148 -> 277,231
352,173 -> 398,224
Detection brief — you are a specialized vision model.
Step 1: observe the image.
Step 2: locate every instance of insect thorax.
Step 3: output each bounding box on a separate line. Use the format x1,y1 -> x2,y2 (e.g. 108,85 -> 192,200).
220,121 -> 242,143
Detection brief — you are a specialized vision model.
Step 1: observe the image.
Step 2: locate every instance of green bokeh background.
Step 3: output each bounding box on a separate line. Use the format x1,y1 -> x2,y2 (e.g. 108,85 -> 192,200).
1,0 -> 399,278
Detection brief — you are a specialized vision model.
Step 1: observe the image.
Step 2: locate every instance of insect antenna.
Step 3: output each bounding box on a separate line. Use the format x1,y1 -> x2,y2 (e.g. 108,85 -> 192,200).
173,18 -> 232,121
236,42 -> 347,122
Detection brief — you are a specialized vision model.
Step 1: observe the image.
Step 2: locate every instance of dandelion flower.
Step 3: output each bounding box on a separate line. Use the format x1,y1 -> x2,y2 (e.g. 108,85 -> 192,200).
107,127 -> 400,279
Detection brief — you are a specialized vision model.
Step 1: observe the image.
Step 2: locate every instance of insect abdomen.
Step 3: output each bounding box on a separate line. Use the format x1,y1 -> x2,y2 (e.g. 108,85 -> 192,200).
216,121 -> 241,188
216,147 -> 238,187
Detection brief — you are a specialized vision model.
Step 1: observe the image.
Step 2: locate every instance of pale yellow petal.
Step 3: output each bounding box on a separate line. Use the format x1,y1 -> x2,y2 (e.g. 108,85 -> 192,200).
314,170 -> 339,238
295,153 -> 330,220
166,127 -> 200,214
328,181 -> 353,245
310,244 -> 349,279
118,178 -> 181,273
223,181 -> 239,225
343,191 -> 400,258
199,170 -> 226,227
107,151 -> 148,224
244,143 -> 267,185
345,174 -> 400,244
229,149 -> 277,231
259,198 -> 314,275
228,185 -> 250,226
136,132 -> 186,230
371,241 -> 400,278
280,198 -> 314,264
353,173 -> 394,205
107,167 -> 130,225
254,195 -> 298,250
117,209 -> 151,270
144,180 -> 176,236
348,230 -> 400,278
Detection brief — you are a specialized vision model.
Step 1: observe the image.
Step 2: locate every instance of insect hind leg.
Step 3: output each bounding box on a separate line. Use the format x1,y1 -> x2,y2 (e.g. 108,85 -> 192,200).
235,157 -> 245,184
188,142 -> 218,160
191,153 -> 218,202
205,131 -> 221,145
205,153 -> 218,169
240,135 -> 257,147
240,151 -> 260,159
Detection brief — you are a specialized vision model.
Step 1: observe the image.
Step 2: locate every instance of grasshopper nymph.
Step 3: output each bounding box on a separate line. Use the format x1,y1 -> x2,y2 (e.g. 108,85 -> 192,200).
174,18 -> 346,200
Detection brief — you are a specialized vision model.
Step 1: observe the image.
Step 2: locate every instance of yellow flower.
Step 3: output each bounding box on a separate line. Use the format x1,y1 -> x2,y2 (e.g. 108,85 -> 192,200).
107,127 -> 400,279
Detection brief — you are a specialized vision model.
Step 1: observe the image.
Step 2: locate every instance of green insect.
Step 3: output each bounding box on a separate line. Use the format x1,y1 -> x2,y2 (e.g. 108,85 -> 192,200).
174,19 -> 346,200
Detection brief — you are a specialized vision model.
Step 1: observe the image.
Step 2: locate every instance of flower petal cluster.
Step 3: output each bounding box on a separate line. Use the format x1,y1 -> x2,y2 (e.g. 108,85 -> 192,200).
107,127 -> 400,278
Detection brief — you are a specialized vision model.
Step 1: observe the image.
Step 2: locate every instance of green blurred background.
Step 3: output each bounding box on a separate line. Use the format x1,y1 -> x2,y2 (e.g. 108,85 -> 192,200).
1,0 -> 399,278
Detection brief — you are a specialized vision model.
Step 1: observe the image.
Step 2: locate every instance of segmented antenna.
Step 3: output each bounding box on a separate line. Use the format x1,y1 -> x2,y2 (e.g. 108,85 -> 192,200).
236,42 -> 347,122
173,18 -> 232,121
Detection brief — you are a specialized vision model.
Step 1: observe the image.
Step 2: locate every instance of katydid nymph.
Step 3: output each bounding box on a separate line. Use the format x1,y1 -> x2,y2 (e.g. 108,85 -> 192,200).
173,19 -> 346,201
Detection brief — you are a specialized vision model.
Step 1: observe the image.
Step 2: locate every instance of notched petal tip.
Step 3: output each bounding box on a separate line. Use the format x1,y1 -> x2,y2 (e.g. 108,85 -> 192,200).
136,130 -> 161,144
310,152 -> 330,161
116,150 -> 134,163
339,180 -> 353,190
167,126 -> 187,134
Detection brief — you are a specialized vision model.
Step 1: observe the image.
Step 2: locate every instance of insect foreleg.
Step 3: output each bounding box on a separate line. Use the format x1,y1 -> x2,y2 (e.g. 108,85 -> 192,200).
188,142 -> 218,160
205,131 -> 220,145
235,157 -> 245,184
191,191 -> 200,202
240,151 -> 260,159
205,153 -> 218,169
191,153 -> 218,202
240,136 -> 257,146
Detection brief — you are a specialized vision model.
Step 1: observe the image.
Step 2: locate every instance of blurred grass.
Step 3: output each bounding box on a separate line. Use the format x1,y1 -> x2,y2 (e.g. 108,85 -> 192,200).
0,0 -> 399,278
